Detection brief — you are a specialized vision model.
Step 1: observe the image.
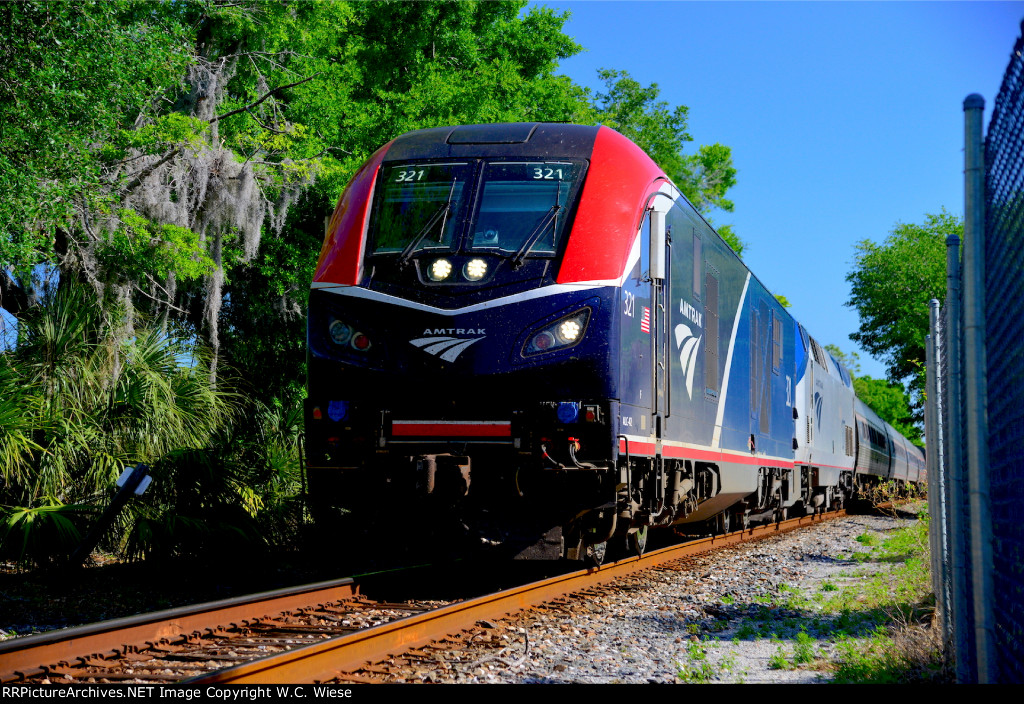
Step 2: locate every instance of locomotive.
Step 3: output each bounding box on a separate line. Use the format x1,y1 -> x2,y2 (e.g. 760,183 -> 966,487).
304,123 -> 924,562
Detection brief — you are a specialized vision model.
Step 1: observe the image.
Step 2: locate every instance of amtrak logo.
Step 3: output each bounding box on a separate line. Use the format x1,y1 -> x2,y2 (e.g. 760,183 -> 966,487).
674,323 -> 703,399
813,391 -> 824,428
410,335 -> 485,362
679,299 -> 703,327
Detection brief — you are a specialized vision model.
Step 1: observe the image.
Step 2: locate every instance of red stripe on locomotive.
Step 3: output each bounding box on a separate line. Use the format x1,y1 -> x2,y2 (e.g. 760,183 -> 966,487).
556,126 -> 665,284
313,142 -> 392,286
620,438 -> 796,470
392,421 -> 512,437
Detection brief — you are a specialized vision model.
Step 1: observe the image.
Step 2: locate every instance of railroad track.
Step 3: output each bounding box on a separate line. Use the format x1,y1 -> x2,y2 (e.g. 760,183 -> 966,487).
0,510 -> 842,684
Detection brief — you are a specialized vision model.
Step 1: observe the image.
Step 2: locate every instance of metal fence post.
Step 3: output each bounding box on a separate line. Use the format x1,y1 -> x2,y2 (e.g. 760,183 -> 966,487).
926,301 -> 950,650
962,93 -> 996,683
945,230 -> 970,682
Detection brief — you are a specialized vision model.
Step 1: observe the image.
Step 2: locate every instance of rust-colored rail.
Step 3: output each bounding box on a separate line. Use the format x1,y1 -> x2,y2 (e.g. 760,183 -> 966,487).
0,577 -> 358,682
192,510 -> 842,684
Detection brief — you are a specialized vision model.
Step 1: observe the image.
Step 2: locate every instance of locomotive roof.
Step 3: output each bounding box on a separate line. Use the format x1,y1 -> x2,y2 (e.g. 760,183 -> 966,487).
382,123 -> 601,162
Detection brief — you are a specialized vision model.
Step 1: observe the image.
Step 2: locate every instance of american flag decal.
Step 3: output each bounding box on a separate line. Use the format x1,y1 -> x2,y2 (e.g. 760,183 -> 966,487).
640,307 -> 651,333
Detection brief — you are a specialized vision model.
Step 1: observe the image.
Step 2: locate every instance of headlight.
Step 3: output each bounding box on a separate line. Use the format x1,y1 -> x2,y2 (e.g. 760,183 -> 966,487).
428,258 -> 452,281
557,320 -> 581,343
523,308 -> 591,356
326,316 -> 370,354
463,258 -> 487,281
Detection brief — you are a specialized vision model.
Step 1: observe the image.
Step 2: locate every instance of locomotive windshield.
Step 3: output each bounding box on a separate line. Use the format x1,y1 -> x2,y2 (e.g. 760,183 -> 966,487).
366,159 -> 585,260
369,162 -> 473,254
470,161 -> 580,255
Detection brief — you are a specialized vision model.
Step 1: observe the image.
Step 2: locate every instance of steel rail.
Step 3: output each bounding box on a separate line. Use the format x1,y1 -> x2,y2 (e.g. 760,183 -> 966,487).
0,577 -> 358,682
191,510 -> 843,684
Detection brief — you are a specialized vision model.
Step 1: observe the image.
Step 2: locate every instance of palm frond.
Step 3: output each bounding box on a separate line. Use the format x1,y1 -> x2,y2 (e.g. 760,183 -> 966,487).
0,499 -> 93,569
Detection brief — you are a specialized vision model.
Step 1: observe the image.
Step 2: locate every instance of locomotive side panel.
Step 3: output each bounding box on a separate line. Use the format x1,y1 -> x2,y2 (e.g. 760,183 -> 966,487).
656,190 -> 802,515
793,328 -> 857,490
906,441 -> 925,484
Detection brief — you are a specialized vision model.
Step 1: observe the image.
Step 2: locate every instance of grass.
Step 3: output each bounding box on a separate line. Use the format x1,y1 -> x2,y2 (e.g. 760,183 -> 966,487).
735,622 -> 757,639
675,639 -> 717,683
823,512 -> 947,682
821,512 -> 948,681
855,532 -> 880,546
713,506 -> 949,683
768,645 -> 791,670
792,631 -> 817,665
709,619 -> 729,632
717,650 -> 745,683
675,637 -> 748,683
831,622 -> 947,683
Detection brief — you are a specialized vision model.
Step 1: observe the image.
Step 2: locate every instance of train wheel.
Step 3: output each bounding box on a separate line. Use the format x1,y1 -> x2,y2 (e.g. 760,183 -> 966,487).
716,510 -> 731,535
628,527 -> 648,557
585,540 -> 607,568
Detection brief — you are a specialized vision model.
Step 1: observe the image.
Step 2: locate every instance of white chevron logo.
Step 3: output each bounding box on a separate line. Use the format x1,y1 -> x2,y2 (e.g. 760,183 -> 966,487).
410,336 -> 484,362
674,323 -> 702,399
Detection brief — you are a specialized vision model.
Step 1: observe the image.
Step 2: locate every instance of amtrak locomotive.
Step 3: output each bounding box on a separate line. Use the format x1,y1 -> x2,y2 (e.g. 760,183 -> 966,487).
304,123 -> 924,562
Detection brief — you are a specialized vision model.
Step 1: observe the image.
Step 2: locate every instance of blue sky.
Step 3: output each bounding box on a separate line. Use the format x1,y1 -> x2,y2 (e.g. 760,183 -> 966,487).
535,0 -> 1022,380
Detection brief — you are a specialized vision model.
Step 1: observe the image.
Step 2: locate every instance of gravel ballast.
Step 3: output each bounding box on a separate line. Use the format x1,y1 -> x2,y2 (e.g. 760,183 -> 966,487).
411,510 -> 923,684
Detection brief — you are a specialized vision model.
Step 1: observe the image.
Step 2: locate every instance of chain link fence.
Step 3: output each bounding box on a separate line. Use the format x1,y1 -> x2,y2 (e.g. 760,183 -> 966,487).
982,20 -> 1024,683
927,20 -> 1024,683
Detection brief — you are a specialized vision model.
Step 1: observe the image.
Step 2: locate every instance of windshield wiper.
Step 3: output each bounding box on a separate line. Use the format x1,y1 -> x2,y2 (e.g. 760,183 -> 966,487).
397,180 -> 457,268
510,204 -> 561,270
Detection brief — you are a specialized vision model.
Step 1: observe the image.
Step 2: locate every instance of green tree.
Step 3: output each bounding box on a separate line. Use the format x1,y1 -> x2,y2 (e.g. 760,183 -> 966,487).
0,286 -> 245,566
0,1 -> 600,360
0,287 -> 234,504
215,0 -> 599,402
845,210 -> 960,417
0,0 -> 193,312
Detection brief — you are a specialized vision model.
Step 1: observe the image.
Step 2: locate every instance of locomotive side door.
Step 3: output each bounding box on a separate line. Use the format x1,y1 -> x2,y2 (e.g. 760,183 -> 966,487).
618,213 -> 654,435
618,194 -> 672,452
